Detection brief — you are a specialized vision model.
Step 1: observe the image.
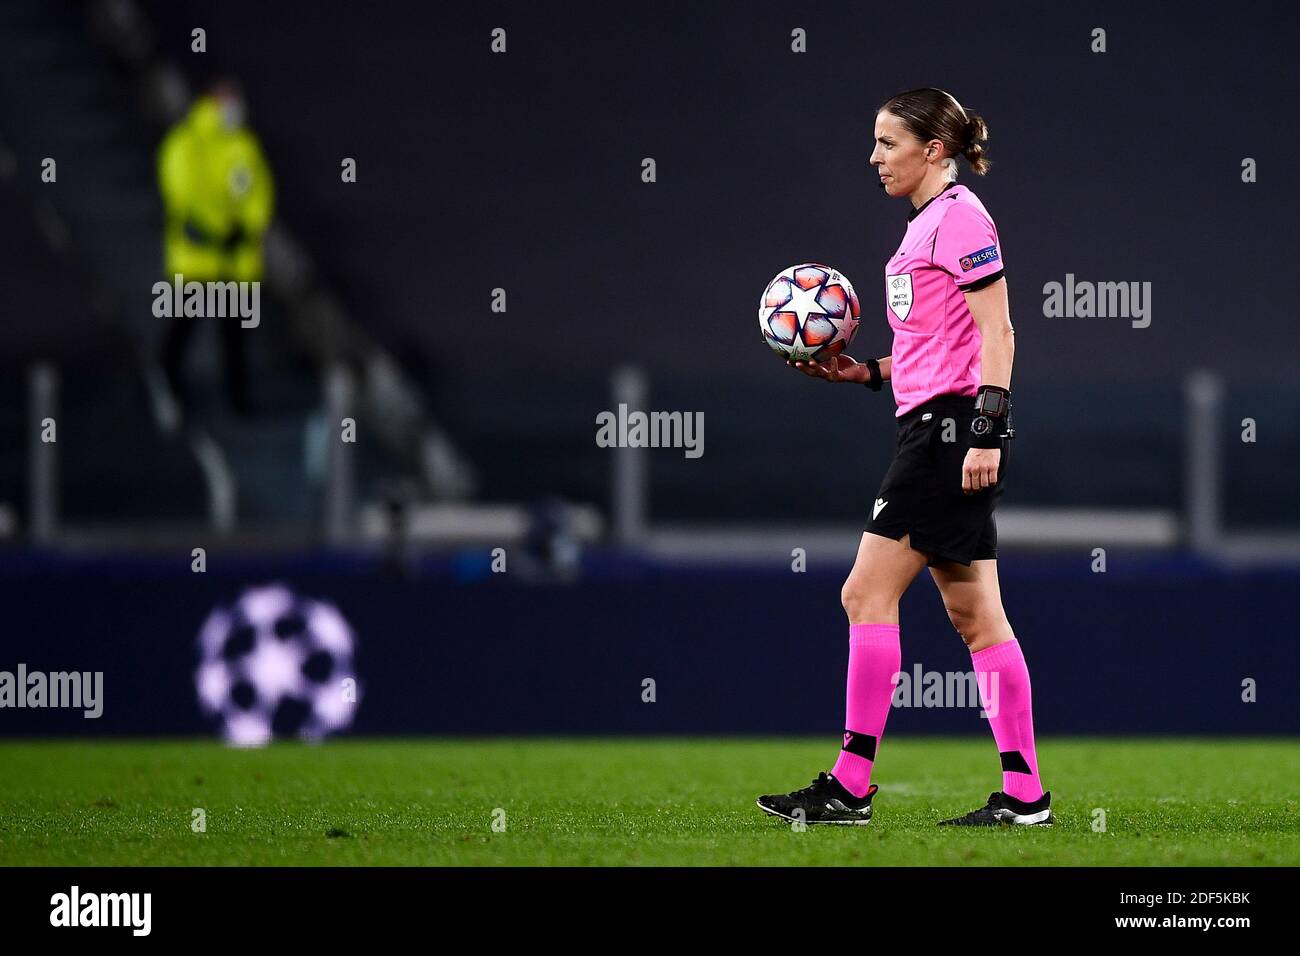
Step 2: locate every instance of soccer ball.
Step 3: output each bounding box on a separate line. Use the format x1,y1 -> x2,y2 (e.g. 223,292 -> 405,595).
759,263 -> 861,363
194,584 -> 361,746
759,263 -> 861,362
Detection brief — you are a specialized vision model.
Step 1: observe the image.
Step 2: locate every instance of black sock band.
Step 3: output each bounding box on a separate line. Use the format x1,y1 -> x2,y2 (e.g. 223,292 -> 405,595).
1000,750 -> 1032,774
842,730 -> 877,761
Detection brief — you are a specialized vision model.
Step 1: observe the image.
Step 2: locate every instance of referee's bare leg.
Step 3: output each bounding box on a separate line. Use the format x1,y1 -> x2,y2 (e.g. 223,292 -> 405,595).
841,532 -> 929,623
928,558 -> 1014,651
809,532 -> 927,804
930,556 -> 1049,819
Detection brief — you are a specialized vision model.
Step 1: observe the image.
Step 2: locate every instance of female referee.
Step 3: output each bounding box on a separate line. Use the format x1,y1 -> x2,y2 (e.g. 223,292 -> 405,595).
757,88 -> 1051,827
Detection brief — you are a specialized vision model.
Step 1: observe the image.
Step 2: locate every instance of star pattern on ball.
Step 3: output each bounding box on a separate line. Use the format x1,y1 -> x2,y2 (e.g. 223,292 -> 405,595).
783,279 -> 830,327
834,312 -> 860,347
195,586 -> 360,746
786,341 -> 816,363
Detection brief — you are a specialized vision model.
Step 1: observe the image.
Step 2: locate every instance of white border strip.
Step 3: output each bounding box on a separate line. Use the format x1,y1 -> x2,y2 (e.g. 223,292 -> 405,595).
643,509 -> 1181,563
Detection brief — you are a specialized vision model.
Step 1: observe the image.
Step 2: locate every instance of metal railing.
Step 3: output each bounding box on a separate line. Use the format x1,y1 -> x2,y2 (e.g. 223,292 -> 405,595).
607,367 -> 1298,564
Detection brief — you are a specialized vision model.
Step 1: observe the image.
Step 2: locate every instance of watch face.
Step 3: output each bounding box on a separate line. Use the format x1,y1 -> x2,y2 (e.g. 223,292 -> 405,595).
978,393 -> 1000,415
971,416 -> 993,436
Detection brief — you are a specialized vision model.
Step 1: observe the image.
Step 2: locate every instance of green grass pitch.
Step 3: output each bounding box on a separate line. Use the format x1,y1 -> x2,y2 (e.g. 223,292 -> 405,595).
1,738 -> 1296,866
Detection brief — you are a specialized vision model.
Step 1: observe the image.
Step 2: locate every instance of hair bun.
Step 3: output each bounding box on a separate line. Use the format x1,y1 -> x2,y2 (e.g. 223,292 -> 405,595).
962,113 -> 991,175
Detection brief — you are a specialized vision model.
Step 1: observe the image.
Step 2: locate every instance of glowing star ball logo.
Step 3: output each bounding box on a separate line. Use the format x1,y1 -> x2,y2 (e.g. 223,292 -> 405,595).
195,585 -> 361,746
759,263 -> 861,363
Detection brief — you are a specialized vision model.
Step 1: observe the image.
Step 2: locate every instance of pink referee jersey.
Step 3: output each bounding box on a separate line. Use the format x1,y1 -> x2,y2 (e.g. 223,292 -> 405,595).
883,181 -> 1005,416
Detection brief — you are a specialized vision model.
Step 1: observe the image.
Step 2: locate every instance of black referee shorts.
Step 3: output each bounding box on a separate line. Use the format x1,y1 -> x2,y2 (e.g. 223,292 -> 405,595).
864,392 -> 1009,566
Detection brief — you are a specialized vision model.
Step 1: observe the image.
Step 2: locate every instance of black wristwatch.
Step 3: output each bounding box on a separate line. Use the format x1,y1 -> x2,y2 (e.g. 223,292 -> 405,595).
862,358 -> 882,392
970,385 -> 1013,448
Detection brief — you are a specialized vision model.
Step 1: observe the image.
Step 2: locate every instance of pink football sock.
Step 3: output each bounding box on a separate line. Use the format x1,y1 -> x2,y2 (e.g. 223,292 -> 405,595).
971,637 -> 1044,802
830,623 -> 901,797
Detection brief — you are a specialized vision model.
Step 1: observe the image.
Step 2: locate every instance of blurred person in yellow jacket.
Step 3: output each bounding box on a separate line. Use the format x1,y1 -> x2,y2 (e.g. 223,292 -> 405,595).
158,80 -> 273,418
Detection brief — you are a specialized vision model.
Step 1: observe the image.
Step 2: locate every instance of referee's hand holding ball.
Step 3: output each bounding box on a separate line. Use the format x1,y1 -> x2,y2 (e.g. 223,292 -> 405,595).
788,354 -> 867,384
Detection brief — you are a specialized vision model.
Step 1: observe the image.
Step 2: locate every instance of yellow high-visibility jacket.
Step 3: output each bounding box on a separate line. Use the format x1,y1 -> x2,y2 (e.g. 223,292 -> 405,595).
158,96 -> 274,283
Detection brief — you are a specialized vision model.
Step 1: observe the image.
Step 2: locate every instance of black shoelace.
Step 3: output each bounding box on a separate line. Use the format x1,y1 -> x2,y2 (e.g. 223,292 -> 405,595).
947,792 -> 1003,824
793,772 -> 834,797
